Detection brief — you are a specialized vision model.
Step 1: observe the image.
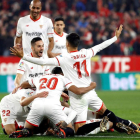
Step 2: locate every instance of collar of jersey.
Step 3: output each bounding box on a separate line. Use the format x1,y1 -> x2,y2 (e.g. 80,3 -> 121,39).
69,50 -> 78,53
31,52 -> 33,57
30,14 -> 41,22
54,31 -> 64,37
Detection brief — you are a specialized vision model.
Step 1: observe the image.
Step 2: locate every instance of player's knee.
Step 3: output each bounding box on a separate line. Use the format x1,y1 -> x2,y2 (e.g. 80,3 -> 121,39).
97,104 -> 106,115
5,127 -> 15,135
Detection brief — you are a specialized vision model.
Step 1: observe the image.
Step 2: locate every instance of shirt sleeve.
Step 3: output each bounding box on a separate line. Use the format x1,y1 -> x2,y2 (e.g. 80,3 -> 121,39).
28,78 -> 36,87
22,55 -> 58,66
64,77 -> 74,89
47,19 -> 54,38
90,36 -> 117,56
16,18 -> 23,37
17,59 -> 26,75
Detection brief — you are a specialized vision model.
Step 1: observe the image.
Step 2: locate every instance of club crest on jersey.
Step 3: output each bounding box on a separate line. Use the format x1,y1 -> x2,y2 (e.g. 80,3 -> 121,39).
19,62 -> 24,67
4,118 -> 7,123
39,25 -> 43,29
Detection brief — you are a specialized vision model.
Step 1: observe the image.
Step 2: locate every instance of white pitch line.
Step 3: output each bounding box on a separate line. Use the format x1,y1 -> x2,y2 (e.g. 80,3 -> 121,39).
75,135 -> 140,139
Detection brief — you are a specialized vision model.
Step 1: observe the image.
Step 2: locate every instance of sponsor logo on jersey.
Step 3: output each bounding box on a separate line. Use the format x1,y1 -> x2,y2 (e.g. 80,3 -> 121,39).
59,55 -> 62,57
55,45 -> 65,50
26,32 -> 42,37
26,25 -> 29,27
39,25 -> 43,28
19,62 -> 24,67
31,67 -> 33,69
29,73 -> 43,77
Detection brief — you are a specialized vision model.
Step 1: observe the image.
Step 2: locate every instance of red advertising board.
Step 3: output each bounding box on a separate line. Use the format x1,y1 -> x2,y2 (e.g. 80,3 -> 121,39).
91,56 -> 140,73
0,57 -> 20,74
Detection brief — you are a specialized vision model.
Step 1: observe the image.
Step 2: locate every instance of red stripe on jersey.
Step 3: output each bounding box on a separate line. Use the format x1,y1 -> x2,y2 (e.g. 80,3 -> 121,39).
96,102 -> 104,112
31,79 -> 35,87
65,82 -> 72,87
55,57 -> 60,66
26,120 -> 38,127
62,107 -> 65,110
30,15 -> 41,22
31,52 -> 33,57
74,121 -> 86,124
17,32 -> 21,35
17,69 -> 25,72
45,69 -> 49,71
54,31 -> 63,37
70,50 -> 78,53
91,48 -> 94,56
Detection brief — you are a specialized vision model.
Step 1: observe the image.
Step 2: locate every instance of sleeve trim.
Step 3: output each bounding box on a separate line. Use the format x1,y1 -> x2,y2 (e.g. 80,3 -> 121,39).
91,48 -> 94,56
31,79 -> 35,87
65,82 -> 72,87
17,69 -> 25,72
55,57 -> 60,66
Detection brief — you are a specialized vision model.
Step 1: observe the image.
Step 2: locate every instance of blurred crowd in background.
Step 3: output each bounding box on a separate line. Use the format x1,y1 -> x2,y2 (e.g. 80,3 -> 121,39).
0,0 -> 140,56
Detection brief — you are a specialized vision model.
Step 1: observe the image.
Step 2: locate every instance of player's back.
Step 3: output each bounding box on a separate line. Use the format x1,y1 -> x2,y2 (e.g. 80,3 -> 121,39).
31,74 -> 72,101
57,49 -> 93,87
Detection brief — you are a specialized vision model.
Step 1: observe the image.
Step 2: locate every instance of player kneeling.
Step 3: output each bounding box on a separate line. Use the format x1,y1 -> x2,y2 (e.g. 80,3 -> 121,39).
0,89 -> 47,135
9,73 -> 96,138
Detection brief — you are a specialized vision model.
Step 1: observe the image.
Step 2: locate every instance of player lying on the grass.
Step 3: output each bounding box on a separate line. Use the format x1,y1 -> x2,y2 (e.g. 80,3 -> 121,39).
9,73 -> 96,138
10,25 -> 140,135
0,88 -> 48,135
14,37 -> 50,88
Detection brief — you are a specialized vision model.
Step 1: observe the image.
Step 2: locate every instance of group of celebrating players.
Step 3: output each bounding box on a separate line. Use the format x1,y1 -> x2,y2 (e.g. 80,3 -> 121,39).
1,0 -> 140,138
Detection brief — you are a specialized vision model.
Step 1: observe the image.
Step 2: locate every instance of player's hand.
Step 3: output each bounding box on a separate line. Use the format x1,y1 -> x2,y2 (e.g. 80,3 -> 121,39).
115,25 -> 123,39
46,127 -> 55,135
56,121 -> 67,128
90,82 -> 96,89
10,46 -> 23,58
37,91 -> 48,98
61,92 -> 69,102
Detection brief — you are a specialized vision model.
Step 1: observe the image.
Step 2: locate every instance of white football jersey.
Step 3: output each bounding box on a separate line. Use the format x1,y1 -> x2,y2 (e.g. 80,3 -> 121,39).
17,53 -> 49,85
16,15 -> 54,56
1,89 -> 36,114
52,31 -> 68,54
28,74 -> 73,101
55,49 -> 94,87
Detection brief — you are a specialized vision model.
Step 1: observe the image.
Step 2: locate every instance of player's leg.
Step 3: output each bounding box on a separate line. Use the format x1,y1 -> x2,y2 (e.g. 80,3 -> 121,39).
88,92 -> 135,134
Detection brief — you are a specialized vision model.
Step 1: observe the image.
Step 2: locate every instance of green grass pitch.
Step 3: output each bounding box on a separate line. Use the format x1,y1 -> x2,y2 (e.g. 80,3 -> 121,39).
0,90 -> 140,140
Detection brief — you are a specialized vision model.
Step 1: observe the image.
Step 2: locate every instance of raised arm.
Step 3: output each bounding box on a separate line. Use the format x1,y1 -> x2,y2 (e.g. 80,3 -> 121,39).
92,25 -> 123,55
68,82 -> 96,95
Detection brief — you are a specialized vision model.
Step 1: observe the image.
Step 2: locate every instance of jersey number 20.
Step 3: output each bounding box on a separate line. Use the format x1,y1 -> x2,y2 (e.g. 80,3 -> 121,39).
39,77 -> 58,90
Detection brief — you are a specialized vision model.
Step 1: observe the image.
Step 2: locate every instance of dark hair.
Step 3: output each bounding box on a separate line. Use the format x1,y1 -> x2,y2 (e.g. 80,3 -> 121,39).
66,33 -> 80,48
31,37 -> 42,46
54,17 -> 64,23
52,67 -> 63,74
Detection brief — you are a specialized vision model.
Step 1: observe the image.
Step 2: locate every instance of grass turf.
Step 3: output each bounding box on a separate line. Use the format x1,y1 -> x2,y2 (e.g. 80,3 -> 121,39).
0,90 -> 140,140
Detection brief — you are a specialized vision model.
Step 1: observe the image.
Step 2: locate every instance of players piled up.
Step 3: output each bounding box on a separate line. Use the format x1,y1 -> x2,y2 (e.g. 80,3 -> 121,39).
0,0 -> 140,138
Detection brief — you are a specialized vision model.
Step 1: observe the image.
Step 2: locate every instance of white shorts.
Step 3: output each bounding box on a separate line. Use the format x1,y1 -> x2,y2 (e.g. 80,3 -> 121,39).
0,96 -> 27,126
26,98 -> 68,127
69,90 -> 103,124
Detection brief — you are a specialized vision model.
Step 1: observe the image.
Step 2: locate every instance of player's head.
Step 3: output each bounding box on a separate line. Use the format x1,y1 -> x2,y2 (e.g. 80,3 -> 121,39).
30,0 -> 42,19
54,17 -> 65,35
66,33 -> 80,51
31,37 -> 44,57
52,67 -> 64,75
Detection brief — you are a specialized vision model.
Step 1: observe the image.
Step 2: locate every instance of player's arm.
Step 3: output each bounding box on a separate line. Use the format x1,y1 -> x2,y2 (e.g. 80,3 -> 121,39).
20,91 -> 48,106
47,37 -> 61,58
19,81 -> 33,89
14,73 -> 23,87
68,82 -> 96,95
91,25 -> 123,56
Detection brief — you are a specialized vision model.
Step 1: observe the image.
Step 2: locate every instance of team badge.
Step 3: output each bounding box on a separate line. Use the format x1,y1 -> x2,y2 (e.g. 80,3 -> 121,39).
39,25 -> 43,29
19,62 -> 24,67
27,92 -> 33,96
4,118 -> 7,123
